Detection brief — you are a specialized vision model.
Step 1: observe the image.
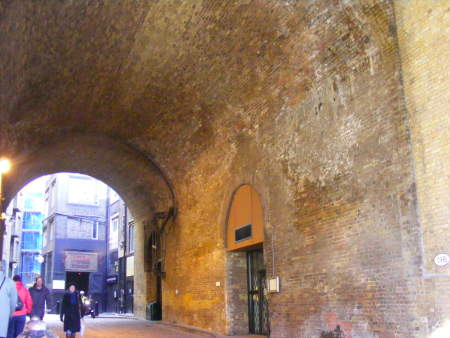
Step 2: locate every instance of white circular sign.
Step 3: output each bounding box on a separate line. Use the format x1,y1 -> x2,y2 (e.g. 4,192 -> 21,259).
434,254 -> 450,266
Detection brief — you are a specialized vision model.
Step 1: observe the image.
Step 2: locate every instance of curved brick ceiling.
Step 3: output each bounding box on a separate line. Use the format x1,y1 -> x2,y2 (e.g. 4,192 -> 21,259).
0,0 -> 392,200
0,2 -> 414,334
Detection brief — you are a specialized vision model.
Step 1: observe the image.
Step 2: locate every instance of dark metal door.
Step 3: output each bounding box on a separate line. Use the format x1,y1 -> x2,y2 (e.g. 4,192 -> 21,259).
126,278 -> 134,313
247,249 -> 269,335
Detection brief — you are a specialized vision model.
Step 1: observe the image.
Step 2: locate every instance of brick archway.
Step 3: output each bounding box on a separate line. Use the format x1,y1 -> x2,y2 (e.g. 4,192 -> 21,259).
3,133 -> 175,318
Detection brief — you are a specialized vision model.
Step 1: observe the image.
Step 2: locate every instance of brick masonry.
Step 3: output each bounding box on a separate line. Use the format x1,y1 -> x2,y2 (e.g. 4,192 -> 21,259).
0,1 -> 448,337
226,251 -> 249,335
394,1 -> 450,335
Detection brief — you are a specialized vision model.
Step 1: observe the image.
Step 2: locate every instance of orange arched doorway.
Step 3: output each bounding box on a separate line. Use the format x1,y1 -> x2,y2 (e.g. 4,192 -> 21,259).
226,185 -> 269,336
227,184 -> 264,251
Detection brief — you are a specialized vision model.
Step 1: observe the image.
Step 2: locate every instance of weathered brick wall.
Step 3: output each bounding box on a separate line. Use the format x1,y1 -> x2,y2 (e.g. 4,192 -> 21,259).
0,1 -> 446,337
226,251 -> 249,335
156,1 -> 426,336
394,1 -> 450,335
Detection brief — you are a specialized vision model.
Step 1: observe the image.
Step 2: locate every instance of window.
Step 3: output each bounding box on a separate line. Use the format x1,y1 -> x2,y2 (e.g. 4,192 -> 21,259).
45,253 -> 53,284
43,219 -> 53,248
49,220 -> 54,240
109,214 -> 119,249
22,212 -> 44,230
112,217 -> 118,232
235,224 -> 252,242
149,231 -> 161,274
21,232 -> 42,251
67,218 -> 97,240
92,221 -> 98,240
49,180 -> 56,210
42,226 -> 47,248
128,222 -> 135,254
9,238 -> 18,262
21,253 -> 42,285
24,197 -> 34,210
67,176 -> 99,205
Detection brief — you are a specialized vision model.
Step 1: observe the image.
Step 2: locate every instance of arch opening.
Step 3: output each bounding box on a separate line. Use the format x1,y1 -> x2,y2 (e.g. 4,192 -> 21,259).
0,134 -> 176,318
3,172 -> 141,317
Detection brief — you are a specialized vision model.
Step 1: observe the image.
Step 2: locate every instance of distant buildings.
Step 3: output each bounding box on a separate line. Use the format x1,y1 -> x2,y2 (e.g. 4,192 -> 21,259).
2,178 -> 46,285
2,195 -> 22,278
20,190 -> 45,286
105,188 -> 135,314
41,173 -> 108,311
40,173 -> 135,314
2,172 -> 135,314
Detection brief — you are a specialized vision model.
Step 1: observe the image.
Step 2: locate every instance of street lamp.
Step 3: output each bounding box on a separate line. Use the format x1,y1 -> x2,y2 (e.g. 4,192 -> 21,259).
0,158 -> 11,263
0,159 -> 11,174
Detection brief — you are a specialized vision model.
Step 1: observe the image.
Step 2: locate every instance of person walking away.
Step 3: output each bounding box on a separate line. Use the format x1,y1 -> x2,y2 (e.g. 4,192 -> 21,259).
29,276 -> 52,320
60,285 -> 83,338
0,269 -> 17,338
7,275 -> 33,338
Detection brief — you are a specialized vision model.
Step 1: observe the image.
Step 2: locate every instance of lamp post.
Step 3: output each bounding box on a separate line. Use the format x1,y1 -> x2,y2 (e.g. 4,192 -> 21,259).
0,158 -> 11,264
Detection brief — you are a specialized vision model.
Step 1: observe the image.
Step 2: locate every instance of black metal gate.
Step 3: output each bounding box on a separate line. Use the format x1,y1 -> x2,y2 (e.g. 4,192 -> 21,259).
125,278 -> 134,314
247,249 -> 269,335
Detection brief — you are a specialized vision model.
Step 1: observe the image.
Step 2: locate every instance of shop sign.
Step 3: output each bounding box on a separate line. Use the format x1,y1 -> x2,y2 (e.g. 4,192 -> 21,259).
65,251 -> 98,272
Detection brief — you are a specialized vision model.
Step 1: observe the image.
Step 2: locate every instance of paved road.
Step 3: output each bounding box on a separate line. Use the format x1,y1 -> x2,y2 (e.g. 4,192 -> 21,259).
44,315 -> 264,338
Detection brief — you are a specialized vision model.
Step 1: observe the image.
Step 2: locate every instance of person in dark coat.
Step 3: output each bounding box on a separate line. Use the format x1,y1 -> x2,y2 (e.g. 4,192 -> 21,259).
28,276 -> 52,320
60,285 -> 83,338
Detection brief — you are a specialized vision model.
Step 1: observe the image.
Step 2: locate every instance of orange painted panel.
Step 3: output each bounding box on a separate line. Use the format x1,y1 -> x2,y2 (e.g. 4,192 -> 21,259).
227,185 -> 264,251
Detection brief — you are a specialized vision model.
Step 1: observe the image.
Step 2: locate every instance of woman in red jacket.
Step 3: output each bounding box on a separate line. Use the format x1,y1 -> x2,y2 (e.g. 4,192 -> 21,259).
7,275 -> 33,338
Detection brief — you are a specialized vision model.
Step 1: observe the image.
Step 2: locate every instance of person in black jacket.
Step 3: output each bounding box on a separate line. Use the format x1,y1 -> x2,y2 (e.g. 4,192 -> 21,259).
28,276 -> 52,320
60,285 -> 83,338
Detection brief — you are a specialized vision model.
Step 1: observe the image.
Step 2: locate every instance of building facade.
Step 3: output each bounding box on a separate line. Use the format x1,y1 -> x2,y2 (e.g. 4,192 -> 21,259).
3,178 -> 47,285
42,173 -> 108,311
20,204 -> 44,286
105,188 -> 135,314
2,195 -> 22,278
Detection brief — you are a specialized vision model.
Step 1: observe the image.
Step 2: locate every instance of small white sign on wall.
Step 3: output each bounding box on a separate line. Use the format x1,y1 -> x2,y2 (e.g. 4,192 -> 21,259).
434,254 -> 450,266
52,280 -> 65,290
268,277 -> 280,293
126,256 -> 135,277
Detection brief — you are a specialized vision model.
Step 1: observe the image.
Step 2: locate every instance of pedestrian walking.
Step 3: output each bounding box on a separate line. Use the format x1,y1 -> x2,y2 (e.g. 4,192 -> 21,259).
60,285 -> 83,338
0,269 -> 17,338
28,276 -> 52,320
7,275 -> 33,338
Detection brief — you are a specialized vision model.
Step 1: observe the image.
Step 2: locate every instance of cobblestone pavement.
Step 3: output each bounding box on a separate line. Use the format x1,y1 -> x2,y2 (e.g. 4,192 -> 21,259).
44,315 -> 265,338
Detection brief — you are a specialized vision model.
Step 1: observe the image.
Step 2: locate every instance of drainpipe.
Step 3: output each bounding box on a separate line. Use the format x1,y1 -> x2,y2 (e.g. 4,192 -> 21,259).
122,202 -> 127,313
104,188 -> 110,313
0,172 -> 5,264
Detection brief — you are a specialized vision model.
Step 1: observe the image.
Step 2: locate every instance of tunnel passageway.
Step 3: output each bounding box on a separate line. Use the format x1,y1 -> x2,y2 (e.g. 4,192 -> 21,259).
0,1 -> 449,337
